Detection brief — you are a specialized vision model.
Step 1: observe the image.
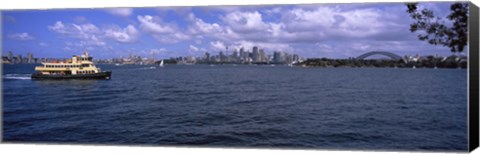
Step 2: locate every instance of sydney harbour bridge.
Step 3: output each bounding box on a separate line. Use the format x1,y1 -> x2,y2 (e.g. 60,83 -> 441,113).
355,51 -> 403,61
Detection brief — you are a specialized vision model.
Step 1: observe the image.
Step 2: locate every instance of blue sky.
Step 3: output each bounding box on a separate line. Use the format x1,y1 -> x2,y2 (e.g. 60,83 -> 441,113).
2,2 -> 460,59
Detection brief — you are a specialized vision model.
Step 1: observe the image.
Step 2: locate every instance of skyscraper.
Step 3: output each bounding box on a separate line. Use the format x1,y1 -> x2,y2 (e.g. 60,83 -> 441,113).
259,49 -> 265,62
252,46 -> 259,62
16,54 -> 23,63
204,52 -> 210,62
232,50 -> 238,62
8,51 -> 13,61
273,51 -> 281,63
239,47 -> 245,62
27,52 -> 33,63
219,51 -> 225,62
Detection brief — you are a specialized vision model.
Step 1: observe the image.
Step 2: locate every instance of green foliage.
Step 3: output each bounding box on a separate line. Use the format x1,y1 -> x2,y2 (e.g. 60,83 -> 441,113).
405,2 -> 469,53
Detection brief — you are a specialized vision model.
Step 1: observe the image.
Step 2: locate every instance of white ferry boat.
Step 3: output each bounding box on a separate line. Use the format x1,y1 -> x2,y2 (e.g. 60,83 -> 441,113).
31,52 -> 111,79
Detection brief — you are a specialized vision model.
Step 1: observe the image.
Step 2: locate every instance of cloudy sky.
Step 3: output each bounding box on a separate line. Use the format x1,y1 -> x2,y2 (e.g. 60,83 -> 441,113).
2,2 -> 460,59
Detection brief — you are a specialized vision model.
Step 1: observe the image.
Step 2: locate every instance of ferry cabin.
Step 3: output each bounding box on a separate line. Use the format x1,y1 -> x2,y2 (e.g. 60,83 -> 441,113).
34,52 -> 102,75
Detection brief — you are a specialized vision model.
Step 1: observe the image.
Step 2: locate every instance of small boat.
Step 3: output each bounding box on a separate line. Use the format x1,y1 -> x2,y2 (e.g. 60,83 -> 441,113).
159,60 -> 164,67
31,52 -> 111,80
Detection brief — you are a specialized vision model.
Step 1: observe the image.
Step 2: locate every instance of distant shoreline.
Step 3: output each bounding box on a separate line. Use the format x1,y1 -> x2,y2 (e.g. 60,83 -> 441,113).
2,63 -> 467,69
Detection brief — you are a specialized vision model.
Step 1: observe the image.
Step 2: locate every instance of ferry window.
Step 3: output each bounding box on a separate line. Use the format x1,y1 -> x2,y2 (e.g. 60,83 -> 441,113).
82,64 -> 89,67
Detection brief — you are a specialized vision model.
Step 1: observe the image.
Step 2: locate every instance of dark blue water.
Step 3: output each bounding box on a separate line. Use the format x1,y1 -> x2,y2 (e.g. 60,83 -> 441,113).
2,64 -> 468,151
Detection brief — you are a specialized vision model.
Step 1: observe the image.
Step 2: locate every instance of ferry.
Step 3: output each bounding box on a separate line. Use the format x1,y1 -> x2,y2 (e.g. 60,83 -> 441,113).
31,52 -> 111,79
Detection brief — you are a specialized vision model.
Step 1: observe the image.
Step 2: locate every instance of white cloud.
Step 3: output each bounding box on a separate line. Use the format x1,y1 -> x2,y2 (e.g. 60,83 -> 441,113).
222,11 -> 269,33
106,8 -> 133,17
48,21 -> 103,44
188,45 -> 207,52
210,41 -> 227,51
187,13 -> 223,35
39,42 -> 48,47
189,45 -> 200,52
281,5 -> 410,42
44,4 -> 452,58
263,7 -> 282,15
137,15 -> 176,34
8,32 -> 34,41
48,20 -> 142,51
137,15 -> 191,44
152,33 -> 190,44
190,4 -> 413,49
148,48 -> 167,55
105,25 -> 140,43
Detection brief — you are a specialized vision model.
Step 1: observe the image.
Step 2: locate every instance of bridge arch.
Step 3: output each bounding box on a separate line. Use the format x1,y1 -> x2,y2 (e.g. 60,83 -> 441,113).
356,51 -> 402,60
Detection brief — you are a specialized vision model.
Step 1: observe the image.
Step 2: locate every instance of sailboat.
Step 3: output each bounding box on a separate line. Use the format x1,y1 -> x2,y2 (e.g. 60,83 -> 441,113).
159,60 -> 164,67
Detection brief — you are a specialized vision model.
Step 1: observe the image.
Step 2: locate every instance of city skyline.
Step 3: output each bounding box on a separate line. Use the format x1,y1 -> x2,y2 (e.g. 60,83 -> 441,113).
2,2 -> 462,59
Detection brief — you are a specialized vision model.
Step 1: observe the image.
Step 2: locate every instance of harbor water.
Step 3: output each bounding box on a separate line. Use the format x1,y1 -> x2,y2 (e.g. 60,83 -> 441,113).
2,64 -> 468,151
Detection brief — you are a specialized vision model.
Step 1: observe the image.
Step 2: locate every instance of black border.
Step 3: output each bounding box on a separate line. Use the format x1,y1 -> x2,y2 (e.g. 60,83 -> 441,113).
469,1 -> 479,152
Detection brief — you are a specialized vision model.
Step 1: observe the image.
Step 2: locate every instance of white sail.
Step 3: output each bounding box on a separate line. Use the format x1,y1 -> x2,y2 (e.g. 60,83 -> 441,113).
159,60 -> 164,67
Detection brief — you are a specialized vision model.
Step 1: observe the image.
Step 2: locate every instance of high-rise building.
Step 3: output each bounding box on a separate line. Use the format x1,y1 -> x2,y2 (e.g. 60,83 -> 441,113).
259,49 -> 265,62
16,54 -> 23,63
219,51 -> 225,62
225,46 -> 230,62
8,51 -> 13,61
204,52 -> 210,62
239,47 -> 245,61
286,54 -> 293,64
273,51 -> 279,63
232,50 -> 238,62
252,46 -> 259,62
27,52 -> 34,63
273,51 -> 285,63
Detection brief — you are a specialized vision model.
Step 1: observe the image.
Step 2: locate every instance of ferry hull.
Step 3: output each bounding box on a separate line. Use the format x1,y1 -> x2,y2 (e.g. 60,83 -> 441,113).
31,71 -> 112,80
